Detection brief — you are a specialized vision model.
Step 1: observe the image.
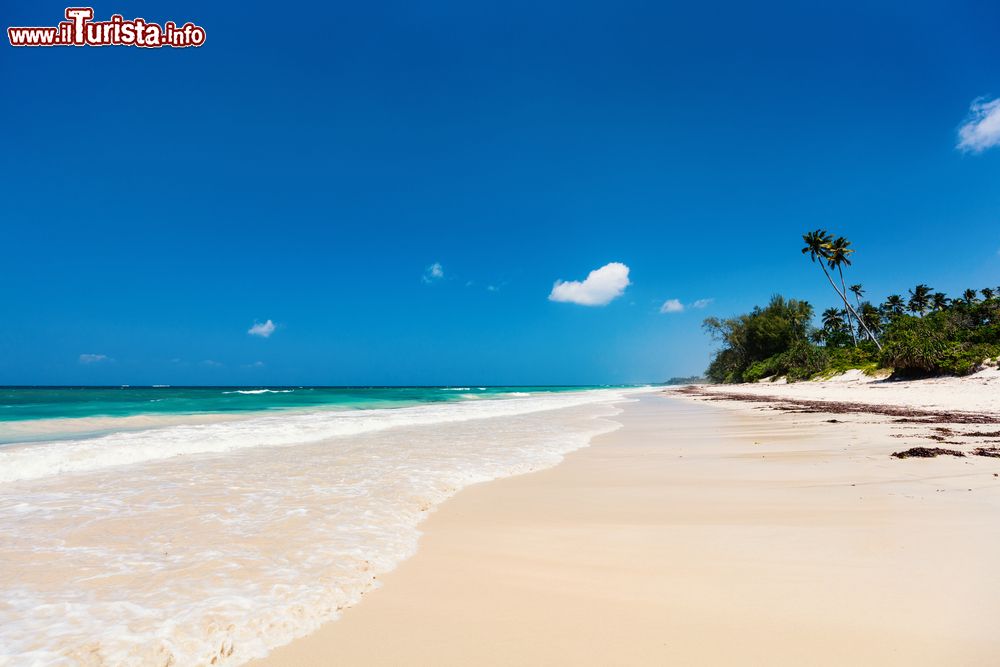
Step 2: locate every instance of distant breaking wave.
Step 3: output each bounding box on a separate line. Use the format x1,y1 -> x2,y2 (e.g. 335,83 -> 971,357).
221,389 -> 295,395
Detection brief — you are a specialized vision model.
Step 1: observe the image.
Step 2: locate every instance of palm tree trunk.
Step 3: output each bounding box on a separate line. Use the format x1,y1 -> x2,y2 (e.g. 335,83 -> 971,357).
819,264 -> 882,351
836,267 -> 858,346
853,294 -> 865,340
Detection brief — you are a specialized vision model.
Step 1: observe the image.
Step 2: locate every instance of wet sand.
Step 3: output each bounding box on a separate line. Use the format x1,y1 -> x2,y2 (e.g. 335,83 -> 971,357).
254,393 -> 1000,666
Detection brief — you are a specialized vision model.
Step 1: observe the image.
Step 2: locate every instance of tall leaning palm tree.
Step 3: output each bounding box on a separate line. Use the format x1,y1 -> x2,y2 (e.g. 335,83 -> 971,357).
825,237 -> 858,346
801,230 -> 881,350
849,284 -> 866,333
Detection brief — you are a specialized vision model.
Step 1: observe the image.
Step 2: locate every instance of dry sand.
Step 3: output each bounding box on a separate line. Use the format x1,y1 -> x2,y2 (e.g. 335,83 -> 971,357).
689,366 -> 1000,414
254,388 -> 1000,666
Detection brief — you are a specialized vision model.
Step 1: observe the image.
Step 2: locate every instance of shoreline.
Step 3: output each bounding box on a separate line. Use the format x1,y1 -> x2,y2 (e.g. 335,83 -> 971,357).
0,390 -> 636,664
253,390 -> 1000,665
0,387 -> 638,445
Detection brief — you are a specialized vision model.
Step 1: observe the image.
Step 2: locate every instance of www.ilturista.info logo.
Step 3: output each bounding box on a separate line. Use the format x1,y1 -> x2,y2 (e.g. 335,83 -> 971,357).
8,8 -> 206,48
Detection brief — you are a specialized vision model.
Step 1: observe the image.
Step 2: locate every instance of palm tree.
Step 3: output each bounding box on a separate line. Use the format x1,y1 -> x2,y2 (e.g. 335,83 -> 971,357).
802,230 -> 848,332
983,288 -> 996,301
908,284 -> 932,316
849,284 -> 864,309
822,307 -> 845,332
931,292 -> 949,312
828,237 -> 882,347
962,288 -> 979,304
882,294 -> 905,317
825,237 -> 858,345
860,302 -> 881,340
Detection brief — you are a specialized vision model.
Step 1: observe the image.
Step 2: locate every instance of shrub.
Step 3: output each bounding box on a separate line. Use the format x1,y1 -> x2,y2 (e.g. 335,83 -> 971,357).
880,316 -> 997,376
879,322 -> 946,375
825,344 -> 879,373
937,343 -> 999,376
779,340 -> 830,381
742,340 -> 829,383
743,356 -> 783,383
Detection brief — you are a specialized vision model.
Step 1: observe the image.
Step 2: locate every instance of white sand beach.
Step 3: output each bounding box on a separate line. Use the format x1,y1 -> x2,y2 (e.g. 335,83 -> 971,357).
683,367 -> 1000,414
255,380 -> 1000,665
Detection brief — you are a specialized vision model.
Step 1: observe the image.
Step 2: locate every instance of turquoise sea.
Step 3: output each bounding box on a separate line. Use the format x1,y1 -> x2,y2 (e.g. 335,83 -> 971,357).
0,384 -> 644,663
0,385 -> 614,423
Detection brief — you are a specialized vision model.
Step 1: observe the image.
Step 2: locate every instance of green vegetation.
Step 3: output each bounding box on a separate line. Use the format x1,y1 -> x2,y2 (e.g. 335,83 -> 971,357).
662,376 -> 710,386
704,232 -> 1000,383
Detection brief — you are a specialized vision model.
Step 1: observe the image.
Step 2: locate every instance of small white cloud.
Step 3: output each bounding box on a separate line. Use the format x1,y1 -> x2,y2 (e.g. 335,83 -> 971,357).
422,262 -> 444,283
486,284 -> 498,292
243,361 -> 265,368
958,97 -> 1000,153
79,353 -> 108,364
202,360 -> 223,368
660,297 -> 713,313
248,319 -> 276,338
659,299 -> 685,313
549,262 -> 630,306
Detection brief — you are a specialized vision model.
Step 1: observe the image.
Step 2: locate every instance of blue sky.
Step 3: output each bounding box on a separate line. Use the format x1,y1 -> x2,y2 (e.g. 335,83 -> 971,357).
2,0 -> 1000,385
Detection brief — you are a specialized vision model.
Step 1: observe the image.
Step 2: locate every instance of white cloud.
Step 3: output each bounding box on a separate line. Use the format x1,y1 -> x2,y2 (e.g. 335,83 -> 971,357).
202,359 -> 223,368
243,361 -> 265,368
422,262 -> 444,283
660,297 -> 713,314
487,284 -> 498,292
659,299 -> 685,313
78,353 -> 108,364
957,98 -> 1000,153
548,262 -> 630,306
248,319 -> 276,338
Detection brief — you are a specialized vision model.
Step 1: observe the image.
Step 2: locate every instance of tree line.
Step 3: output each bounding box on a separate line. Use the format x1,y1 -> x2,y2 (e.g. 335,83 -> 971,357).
703,231 -> 1000,383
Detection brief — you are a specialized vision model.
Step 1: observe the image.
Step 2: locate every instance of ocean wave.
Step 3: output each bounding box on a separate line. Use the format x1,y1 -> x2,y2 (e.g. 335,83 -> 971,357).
0,389 -> 643,485
0,391 -> 641,665
221,389 -> 294,395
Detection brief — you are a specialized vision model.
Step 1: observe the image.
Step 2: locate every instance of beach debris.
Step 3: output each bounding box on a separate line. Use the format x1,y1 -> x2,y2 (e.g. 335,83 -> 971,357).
891,447 -> 965,459
972,447 -> 1000,458
677,386 -> 1000,424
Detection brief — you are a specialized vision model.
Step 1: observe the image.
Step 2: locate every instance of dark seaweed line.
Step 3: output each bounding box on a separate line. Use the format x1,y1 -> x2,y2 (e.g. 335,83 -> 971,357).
674,386 -> 1000,425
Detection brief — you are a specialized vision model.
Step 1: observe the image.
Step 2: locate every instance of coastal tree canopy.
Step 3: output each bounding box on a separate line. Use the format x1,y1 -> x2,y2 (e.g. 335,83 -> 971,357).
703,232 -> 1000,383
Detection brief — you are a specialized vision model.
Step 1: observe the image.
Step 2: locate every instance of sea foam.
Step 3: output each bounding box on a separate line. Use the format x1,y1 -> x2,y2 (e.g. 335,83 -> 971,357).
0,390 -> 639,665
0,389 -> 631,485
